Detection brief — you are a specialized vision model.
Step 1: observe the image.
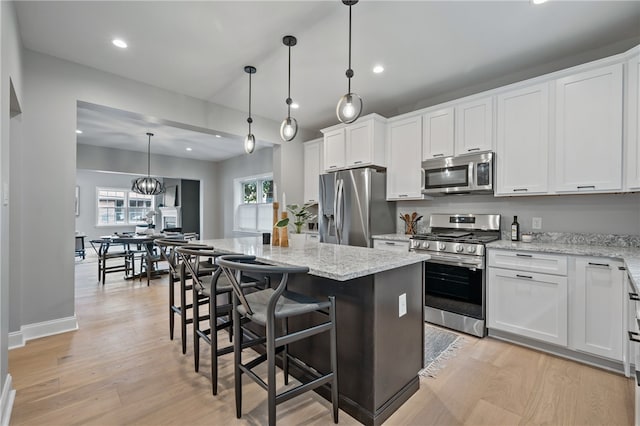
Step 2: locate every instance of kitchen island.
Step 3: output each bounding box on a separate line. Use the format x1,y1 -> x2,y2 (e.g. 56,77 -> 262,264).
198,236 -> 429,426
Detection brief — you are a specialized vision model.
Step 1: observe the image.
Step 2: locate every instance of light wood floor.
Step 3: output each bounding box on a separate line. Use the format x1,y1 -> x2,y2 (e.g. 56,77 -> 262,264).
8,260 -> 635,425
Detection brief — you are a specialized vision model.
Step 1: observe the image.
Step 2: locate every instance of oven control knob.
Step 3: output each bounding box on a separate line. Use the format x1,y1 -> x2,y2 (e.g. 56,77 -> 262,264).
467,246 -> 477,254
455,244 -> 464,253
422,241 -> 430,249
437,242 -> 446,250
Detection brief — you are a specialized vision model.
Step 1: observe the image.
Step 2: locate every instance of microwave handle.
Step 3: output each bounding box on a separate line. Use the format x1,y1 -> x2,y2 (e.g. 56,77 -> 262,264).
421,169 -> 425,192
468,161 -> 475,189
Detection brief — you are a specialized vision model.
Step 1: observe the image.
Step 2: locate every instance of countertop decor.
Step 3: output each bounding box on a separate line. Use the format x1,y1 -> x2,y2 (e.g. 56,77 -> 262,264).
400,212 -> 422,235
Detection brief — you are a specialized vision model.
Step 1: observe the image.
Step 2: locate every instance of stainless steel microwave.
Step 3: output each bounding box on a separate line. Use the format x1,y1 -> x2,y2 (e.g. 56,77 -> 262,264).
421,151 -> 494,195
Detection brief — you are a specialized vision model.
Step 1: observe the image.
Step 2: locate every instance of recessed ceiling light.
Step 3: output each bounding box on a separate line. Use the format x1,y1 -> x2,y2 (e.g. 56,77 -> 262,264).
531,0 -> 548,4
186,147 -> 193,151
75,129 -> 83,134
291,102 -> 299,109
215,134 -> 221,138
373,65 -> 384,74
112,39 -> 128,49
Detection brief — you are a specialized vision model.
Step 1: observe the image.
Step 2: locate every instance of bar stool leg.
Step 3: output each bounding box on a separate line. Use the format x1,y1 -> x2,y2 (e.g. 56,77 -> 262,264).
169,274 -> 175,340
180,272 -> 188,354
283,317 -> 289,385
267,315 -> 277,426
210,292 -> 218,395
193,285 -> 201,373
329,295 -> 339,423
233,295 -> 243,419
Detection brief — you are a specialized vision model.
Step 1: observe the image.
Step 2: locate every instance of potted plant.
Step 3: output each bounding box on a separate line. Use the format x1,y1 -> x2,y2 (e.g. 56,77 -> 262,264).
275,203 -> 317,246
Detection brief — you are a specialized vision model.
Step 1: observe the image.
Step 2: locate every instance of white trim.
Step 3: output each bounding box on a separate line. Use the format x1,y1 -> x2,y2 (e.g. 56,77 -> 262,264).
0,374 -> 15,426
8,316 -> 78,351
7,332 -> 23,350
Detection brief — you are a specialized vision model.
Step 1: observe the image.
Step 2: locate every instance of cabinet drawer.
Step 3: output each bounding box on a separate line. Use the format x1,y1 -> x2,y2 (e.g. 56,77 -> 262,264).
373,239 -> 409,253
488,249 -> 567,276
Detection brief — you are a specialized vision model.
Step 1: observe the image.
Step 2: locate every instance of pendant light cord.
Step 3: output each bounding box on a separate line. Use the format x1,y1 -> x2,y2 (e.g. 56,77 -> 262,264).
348,2 -> 352,94
248,72 -> 252,134
147,134 -> 151,178
287,44 -> 292,118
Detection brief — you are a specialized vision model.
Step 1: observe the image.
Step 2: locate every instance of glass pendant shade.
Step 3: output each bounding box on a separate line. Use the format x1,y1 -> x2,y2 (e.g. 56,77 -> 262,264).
336,93 -> 362,124
280,116 -> 298,141
131,132 -> 164,195
244,133 -> 256,154
337,0 -> 362,124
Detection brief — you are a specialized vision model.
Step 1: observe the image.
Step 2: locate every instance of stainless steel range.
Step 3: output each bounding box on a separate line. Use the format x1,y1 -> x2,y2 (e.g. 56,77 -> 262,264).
410,213 -> 501,337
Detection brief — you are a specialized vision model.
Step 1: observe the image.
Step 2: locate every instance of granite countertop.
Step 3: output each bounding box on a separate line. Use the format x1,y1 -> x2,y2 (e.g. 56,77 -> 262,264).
487,239 -> 640,292
371,233 -> 412,242
197,237 -> 429,282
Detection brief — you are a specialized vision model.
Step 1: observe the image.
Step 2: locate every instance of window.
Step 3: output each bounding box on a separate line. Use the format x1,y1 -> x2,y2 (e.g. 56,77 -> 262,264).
96,188 -> 155,226
234,174 -> 273,232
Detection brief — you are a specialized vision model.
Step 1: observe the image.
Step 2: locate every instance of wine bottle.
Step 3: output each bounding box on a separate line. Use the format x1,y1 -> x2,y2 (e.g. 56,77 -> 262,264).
511,216 -> 520,241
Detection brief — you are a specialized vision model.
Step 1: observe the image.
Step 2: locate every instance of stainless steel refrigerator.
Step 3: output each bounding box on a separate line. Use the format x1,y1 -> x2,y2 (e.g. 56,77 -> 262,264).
318,168 -> 395,247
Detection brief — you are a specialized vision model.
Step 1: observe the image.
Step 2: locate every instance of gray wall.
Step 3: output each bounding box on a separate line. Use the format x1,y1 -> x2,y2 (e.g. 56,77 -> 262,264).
77,144 -> 217,239
218,147 -> 273,238
13,48 -> 290,339
75,169 -> 150,242
396,193 -> 640,236
0,0 -> 23,401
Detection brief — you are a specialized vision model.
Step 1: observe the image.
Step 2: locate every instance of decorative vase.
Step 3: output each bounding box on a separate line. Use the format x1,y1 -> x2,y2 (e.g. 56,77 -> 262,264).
288,233 -> 306,248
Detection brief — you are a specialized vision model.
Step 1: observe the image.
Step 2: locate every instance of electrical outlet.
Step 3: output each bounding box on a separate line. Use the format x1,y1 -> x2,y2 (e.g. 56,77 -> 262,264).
398,293 -> 407,318
532,217 -> 542,230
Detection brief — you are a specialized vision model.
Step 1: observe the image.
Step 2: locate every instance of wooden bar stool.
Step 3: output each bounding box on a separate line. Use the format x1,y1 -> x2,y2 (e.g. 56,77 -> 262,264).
218,255 -> 339,426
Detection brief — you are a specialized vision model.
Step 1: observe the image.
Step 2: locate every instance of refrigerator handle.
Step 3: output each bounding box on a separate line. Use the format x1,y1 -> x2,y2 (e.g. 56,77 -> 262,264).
336,179 -> 344,244
333,178 -> 340,243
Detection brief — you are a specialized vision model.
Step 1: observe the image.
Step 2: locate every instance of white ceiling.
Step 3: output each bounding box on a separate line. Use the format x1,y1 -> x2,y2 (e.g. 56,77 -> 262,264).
16,0 -> 640,159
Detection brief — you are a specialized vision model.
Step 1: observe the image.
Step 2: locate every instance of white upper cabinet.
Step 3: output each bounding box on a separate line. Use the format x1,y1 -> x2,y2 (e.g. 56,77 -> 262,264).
321,114 -> 386,172
495,83 -> 550,196
303,139 -> 323,204
570,258 -> 624,361
323,128 -> 346,171
387,116 -> 424,200
625,54 -> 640,190
554,63 -> 623,193
422,107 -> 454,160
455,96 -> 494,155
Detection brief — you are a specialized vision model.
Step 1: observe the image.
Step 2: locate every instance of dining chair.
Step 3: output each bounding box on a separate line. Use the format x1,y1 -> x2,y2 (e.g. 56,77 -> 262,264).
89,238 -> 135,284
218,255 -> 338,426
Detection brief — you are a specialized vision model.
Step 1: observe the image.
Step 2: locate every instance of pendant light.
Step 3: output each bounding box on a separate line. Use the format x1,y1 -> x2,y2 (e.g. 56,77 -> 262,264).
280,35 -> 298,142
336,0 -> 363,124
244,65 -> 257,154
131,132 -> 165,195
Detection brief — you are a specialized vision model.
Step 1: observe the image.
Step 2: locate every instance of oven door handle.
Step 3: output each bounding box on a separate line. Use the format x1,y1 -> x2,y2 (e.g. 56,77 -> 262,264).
426,255 -> 484,270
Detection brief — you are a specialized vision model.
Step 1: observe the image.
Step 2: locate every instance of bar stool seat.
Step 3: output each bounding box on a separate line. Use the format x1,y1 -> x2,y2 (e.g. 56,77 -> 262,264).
218,255 -> 339,426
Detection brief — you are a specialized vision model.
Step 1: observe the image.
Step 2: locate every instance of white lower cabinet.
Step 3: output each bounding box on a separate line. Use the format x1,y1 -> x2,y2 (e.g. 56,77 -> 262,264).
488,248 -> 628,367
488,267 -> 568,346
569,258 -> 624,361
372,239 -> 409,253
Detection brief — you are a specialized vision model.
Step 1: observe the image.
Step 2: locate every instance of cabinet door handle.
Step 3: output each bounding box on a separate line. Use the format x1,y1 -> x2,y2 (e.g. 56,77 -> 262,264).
630,292 -> 640,301
353,160 -> 363,164
515,253 -> 532,258
398,194 -> 408,198
577,185 -> 595,189
467,148 -> 481,152
329,165 -> 337,169
432,153 -> 444,157
516,274 -> 533,279
513,188 -> 528,192
588,262 -> 610,268
385,242 -> 396,246
619,266 -> 627,271
629,331 -> 640,343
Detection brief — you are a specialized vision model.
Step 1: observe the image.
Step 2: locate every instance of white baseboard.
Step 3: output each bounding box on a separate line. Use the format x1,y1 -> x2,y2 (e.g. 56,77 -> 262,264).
0,374 -> 15,426
8,315 -> 78,350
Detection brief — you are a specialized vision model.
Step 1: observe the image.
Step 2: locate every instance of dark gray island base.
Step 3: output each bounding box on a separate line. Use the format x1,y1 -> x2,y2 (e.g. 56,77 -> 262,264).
198,237 -> 427,425
279,262 -> 423,426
